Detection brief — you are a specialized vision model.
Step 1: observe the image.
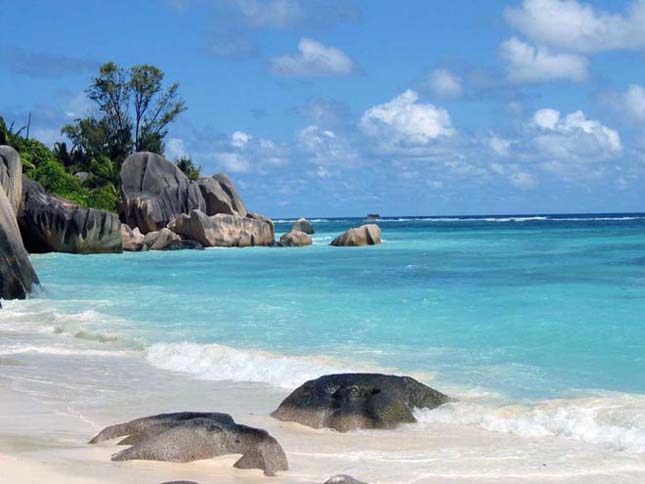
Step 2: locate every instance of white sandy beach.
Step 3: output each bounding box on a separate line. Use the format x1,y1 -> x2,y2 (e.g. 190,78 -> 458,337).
2,341 -> 645,484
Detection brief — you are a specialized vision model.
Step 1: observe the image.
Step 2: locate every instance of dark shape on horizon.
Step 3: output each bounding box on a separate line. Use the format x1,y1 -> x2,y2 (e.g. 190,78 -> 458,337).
271,373 -> 450,432
330,224 -> 381,247
89,412 -> 288,477
366,214 -> 380,221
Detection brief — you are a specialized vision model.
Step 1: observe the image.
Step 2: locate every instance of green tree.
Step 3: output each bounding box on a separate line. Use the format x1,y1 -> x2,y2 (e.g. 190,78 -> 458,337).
175,156 -> 201,181
63,62 -> 186,164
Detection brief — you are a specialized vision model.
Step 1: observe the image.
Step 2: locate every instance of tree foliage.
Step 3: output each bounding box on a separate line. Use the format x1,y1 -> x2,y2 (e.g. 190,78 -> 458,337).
63,62 -> 186,166
175,156 -> 201,181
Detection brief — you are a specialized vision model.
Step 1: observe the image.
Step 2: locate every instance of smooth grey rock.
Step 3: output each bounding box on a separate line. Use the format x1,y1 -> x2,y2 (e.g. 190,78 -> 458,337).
90,412 -> 288,477
120,152 -> 205,234
163,239 -> 204,251
330,224 -> 381,247
18,176 -> 122,254
0,186 -> 39,299
173,210 -> 274,248
278,230 -> 312,247
143,228 -> 181,251
197,173 -> 248,217
121,224 -> 145,251
291,217 -> 314,234
325,476 -> 368,484
272,373 -> 450,432
0,145 -> 22,213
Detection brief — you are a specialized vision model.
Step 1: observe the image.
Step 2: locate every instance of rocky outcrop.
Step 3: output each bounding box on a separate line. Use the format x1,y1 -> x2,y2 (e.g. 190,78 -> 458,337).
272,373 -> 449,432
0,146 -> 22,213
18,177 -> 122,254
325,476 -> 368,484
173,210 -> 274,248
0,187 -> 39,300
291,217 -> 314,234
121,224 -> 145,251
330,224 -> 381,247
89,412 -> 288,477
120,152 -> 205,234
278,230 -> 312,247
143,228 -> 181,250
198,174 -> 248,217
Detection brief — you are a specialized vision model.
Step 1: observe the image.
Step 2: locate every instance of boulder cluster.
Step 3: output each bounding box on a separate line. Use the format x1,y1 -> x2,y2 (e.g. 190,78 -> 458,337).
0,145 -> 385,302
91,373 -> 449,481
119,152 -> 274,251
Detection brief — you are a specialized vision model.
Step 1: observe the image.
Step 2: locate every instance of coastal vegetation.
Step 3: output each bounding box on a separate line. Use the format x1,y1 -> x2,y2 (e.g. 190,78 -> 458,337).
0,62 -> 188,213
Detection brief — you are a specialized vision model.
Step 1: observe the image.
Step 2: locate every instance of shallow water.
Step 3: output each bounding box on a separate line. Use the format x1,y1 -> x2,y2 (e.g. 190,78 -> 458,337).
2,213 -> 645,456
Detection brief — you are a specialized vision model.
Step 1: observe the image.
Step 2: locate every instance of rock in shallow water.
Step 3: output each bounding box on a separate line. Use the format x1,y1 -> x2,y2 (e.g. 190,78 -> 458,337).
18,176 -> 122,254
121,224 -> 145,251
330,224 -> 381,247
271,373 -> 449,432
143,228 -> 181,250
173,209 -> 274,247
89,412 -> 288,477
278,230 -> 312,247
291,217 -> 315,234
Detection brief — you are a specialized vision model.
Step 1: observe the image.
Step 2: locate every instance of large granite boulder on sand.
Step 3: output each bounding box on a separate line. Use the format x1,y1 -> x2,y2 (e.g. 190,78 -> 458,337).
278,230 -> 312,247
120,152 -> 205,233
173,210 -> 274,247
89,412 -> 288,477
121,224 -> 145,251
272,373 -> 449,432
0,185 -> 39,300
330,224 -> 381,247
0,146 -> 23,213
291,217 -> 314,234
325,476 -> 368,484
198,173 -> 248,217
18,177 -> 122,254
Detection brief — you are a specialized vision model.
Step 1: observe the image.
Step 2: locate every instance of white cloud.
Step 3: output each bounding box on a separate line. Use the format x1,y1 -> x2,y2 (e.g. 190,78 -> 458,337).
505,0 -> 645,53
425,69 -> 463,99
213,152 -> 251,173
500,37 -> 588,83
297,125 -> 360,166
509,171 -> 538,188
488,134 -> 512,157
531,108 -> 622,163
165,138 -> 188,160
360,90 -> 454,151
207,131 -> 288,174
231,130 -> 252,148
269,38 -> 354,77
622,84 -> 645,122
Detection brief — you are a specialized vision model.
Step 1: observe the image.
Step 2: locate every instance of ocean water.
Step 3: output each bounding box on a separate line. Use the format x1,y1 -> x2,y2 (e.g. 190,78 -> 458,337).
2,213 -> 645,455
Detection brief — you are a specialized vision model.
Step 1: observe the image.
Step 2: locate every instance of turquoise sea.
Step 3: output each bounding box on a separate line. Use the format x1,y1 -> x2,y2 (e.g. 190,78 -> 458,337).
3,213 -> 645,453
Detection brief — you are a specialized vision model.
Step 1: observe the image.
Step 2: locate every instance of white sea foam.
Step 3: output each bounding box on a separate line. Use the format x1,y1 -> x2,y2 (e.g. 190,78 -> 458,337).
416,395 -> 645,453
145,342 -> 355,388
0,344 -> 129,357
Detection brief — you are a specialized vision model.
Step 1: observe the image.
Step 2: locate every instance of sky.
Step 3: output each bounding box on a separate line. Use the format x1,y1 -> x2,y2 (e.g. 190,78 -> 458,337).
1,0 -> 644,217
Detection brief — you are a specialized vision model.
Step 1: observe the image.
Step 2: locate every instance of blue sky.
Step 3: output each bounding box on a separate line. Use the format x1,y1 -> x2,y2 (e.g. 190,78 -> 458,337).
1,0 -> 644,217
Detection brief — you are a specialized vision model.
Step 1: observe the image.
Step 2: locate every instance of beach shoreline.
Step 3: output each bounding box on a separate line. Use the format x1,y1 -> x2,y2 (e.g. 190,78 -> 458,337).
2,345 -> 645,484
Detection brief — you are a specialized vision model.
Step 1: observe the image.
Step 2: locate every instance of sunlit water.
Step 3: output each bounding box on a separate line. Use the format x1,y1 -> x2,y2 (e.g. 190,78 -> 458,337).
2,213 -> 645,453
